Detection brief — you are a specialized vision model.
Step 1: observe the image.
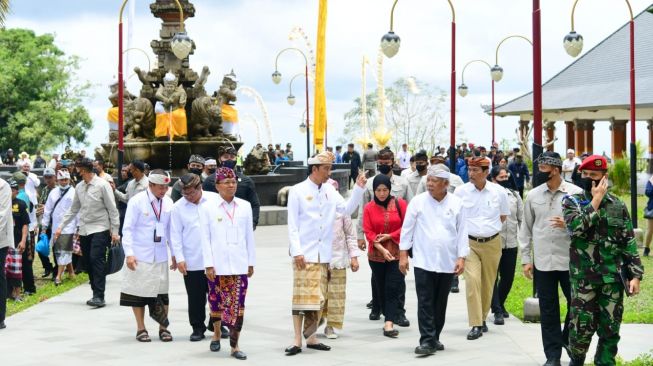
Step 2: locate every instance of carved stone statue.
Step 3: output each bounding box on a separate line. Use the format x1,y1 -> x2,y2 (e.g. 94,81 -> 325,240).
190,96 -> 222,139
107,81 -> 136,142
243,145 -> 271,175
154,72 -> 188,140
192,65 -> 210,99
125,98 -> 156,141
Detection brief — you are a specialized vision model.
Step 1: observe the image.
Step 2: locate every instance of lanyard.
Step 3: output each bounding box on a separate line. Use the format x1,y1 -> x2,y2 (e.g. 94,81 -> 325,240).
147,191 -> 162,222
221,201 -> 236,225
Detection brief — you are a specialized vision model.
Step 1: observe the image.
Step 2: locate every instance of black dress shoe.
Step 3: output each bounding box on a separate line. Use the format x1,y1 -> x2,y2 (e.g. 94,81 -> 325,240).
383,328 -> 399,338
466,327 -> 483,340
450,285 -> 460,293
481,321 -> 488,332
41,270 -> 52,278
220,325 -> 230,339
190,331 -> 205,342
306,343 -> 331,351
366,300 -> 373,309
285,345 -> 302,355
568,357 -> 585,366
493,312 -> 505,325
396,316 -> 410,327
0,321 -> 6,329
86,297 -> 106,308
543,359 -> 561,366
434,340 -> 445,351
502,310 -> 510,318
414,344 -> 436,355
209,340 -> 221,352
231,350 -> 247,360
369,311 -> 381,320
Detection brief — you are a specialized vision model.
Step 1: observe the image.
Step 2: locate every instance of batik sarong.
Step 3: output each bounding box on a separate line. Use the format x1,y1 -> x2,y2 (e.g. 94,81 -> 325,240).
323,268 -> 347,329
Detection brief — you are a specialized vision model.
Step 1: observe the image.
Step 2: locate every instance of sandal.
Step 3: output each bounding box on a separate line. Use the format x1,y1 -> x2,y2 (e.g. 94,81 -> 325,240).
159,329 -> 173,342
136,329 -> 151,342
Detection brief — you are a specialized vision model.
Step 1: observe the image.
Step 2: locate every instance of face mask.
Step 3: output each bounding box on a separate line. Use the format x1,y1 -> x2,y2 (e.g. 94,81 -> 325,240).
415,164 -> 427,172
60,184 -> 70,189
532,170 -> 552,187
579,177 -> 602,192
92,168 -> 99,174
207,168 -> 216,175
497,180 -> 511,189
222,160 -> 237,170
189,168 -> 203,176
377,164 -> 392,175
127,172 -> 134,180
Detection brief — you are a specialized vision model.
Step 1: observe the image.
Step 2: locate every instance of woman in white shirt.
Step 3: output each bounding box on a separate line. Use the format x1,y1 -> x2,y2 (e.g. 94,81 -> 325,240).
203,168 -> 255,360
42,171 -> 77,285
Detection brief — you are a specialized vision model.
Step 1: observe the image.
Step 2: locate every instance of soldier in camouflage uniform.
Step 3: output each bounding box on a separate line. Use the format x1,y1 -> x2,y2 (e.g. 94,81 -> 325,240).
561,155 -> 644,366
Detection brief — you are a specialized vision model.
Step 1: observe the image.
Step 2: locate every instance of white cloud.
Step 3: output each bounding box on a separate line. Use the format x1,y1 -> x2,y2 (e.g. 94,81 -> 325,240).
5,0 -> 652,159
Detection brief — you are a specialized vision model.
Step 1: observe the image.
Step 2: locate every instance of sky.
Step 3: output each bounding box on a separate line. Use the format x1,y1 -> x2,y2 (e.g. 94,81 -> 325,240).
4,0 -> 653,162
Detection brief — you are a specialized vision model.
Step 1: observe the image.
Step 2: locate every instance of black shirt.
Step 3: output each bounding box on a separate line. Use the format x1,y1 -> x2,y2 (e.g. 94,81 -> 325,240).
342,151 -> 362,172
12,198 -> 30,244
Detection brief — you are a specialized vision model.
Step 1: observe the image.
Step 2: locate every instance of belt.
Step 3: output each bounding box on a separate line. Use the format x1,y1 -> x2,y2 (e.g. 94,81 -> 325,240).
468,233 -> 499,243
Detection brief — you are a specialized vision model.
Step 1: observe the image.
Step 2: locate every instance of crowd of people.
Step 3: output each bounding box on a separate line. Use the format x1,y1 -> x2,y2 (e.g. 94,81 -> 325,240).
0,142 -> 647,365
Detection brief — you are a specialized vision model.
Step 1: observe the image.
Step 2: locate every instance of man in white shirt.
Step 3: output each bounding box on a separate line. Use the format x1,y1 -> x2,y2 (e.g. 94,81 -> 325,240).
561,149 -> 581,182
454,157 -> 509,340
0,178 -> 13,329
120,169 -> 175,343
202,167 -> 255,360
397,143 -> 412,170
202,158 -> 218,180
406,151 -> 429,197
520,152 -> 583,366
48,153 -> 59,170
170,173 -> 218,342
400,165 -> 468,355
285,151 -> 366,355
400,156 -> 416,178
15,152 -> 31,169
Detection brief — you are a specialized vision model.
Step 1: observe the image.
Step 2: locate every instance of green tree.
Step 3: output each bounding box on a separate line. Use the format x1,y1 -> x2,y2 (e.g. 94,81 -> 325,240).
0,28 -> 92,153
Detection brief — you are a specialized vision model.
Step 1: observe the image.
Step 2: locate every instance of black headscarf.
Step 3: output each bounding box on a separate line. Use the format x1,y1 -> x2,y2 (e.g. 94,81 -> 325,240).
373,174 -> 393,208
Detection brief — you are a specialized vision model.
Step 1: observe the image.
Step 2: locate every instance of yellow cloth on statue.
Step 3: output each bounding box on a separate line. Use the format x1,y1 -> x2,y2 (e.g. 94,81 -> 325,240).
107,107 -> 119,132
221,103 -> 239,123
155,108 -> 187,138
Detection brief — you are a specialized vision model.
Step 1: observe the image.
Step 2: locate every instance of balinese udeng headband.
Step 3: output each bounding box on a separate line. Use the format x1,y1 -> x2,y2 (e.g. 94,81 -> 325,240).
205,159 -> 217,166
215,167 -> 236,182
57,170 -> 70,180
149,171 -> 171,185
427,165 -> 450,180
188,154 -> 205,165
536,155 -> 563,167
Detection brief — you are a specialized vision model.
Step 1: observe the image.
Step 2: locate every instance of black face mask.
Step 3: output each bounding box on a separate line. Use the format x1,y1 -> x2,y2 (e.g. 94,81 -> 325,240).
207,168 -> 216,175
127,172 -> 134,180
579,177 -> 602,192
377,164 -> 392,175
532,170 -> 552,187
189,168 -> 203,176
92,168 -> 99,175
497,179 -> 511,189
415,164 -> 427,172
222,160 -> 237,170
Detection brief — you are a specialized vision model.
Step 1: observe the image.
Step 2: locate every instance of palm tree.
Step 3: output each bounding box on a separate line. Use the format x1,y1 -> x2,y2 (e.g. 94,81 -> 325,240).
0,0 -> 9,27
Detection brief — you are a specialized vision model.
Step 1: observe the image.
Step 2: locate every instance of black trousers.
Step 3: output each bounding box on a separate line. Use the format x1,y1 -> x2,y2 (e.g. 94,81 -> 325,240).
415,268 -> 453,347
183,270 -> 208,332
22,231 -> 36,293
491,247 -> 518,314
535,268 -> 571,361
371,274 -> 406,317
79,231 -> 110,300
0,247 -> 7,322
369,260 -> 403,323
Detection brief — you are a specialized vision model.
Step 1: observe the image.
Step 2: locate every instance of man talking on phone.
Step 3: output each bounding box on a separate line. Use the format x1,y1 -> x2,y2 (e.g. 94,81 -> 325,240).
562,155 -> 644,366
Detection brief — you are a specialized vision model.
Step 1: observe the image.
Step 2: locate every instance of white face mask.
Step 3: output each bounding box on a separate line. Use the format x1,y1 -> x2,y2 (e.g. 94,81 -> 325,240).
60,184 -> 70,189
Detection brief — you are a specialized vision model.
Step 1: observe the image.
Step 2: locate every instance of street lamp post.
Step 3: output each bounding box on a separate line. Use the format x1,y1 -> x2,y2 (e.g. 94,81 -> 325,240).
118,0 -> 191,183
287,73 -> 306,106
272,47 -> 311,161
565,0 -> 637,225
381,0 -> 457,172
458,59 -> 493,143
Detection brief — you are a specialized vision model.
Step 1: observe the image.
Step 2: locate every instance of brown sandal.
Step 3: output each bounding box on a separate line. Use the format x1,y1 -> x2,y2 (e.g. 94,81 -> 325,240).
159,329 -> 173,342
136,329 -> 151,342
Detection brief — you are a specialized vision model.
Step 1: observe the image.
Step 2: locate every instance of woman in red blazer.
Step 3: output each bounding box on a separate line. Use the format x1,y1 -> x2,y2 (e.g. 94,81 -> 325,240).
363,174 -> 408,338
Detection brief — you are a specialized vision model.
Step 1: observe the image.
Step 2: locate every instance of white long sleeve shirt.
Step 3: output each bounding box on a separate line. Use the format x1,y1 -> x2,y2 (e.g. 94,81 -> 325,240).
24,172 -> 39,231
170,191 -> 219,271
42,186 -> 77,235
122,189 -> 173,264
0,179 -> 13,249
202,196 -> 256,275
454,181 -> 510,238
288,178 -> 364,263
397,150 -> 412,169
400,192 -> 469,273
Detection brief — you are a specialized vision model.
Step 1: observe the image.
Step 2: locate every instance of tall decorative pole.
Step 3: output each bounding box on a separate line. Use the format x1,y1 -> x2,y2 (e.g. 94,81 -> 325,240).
532,0 -> 543,184
564,0 -> 637,225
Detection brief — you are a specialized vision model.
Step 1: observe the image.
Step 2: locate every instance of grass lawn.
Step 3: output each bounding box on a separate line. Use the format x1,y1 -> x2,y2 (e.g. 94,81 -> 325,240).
7,253 -> 88,317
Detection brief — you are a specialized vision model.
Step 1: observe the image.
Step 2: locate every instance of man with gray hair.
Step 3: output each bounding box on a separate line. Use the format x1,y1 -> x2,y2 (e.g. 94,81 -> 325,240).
399,165 -> 469,355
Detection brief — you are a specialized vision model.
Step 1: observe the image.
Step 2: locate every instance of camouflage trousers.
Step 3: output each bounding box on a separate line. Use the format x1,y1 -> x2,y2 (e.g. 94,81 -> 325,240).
569,280 -> 624,366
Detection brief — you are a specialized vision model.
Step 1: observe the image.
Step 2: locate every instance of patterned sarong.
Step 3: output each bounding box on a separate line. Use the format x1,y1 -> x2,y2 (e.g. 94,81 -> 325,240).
5,247 -> 22,280
208,275 -> 248,330
324,268 -> 347,329
292,263 -> 328,312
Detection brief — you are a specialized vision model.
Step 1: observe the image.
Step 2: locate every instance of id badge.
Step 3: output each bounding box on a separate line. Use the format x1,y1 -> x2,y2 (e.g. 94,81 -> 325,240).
154,222 -> 165,243
226,226 -> 238,244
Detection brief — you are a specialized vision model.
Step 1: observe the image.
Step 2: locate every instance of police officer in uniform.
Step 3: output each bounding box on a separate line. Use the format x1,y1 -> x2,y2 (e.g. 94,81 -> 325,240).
562,155 -> 644,366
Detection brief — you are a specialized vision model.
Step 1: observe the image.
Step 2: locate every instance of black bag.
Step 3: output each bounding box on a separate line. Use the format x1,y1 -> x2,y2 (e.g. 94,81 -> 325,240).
105,242 -> 125,275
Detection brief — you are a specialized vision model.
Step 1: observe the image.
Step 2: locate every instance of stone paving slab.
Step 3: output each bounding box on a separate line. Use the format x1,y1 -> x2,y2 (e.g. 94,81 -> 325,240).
1,224 -> 650,365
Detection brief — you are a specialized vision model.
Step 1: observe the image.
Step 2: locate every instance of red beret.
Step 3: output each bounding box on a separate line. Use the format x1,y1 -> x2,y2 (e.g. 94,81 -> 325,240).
578,155 -> 608,171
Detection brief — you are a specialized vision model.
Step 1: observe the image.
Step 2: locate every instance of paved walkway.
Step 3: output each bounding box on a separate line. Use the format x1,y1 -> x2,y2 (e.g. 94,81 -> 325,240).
1,224 -> 650,365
